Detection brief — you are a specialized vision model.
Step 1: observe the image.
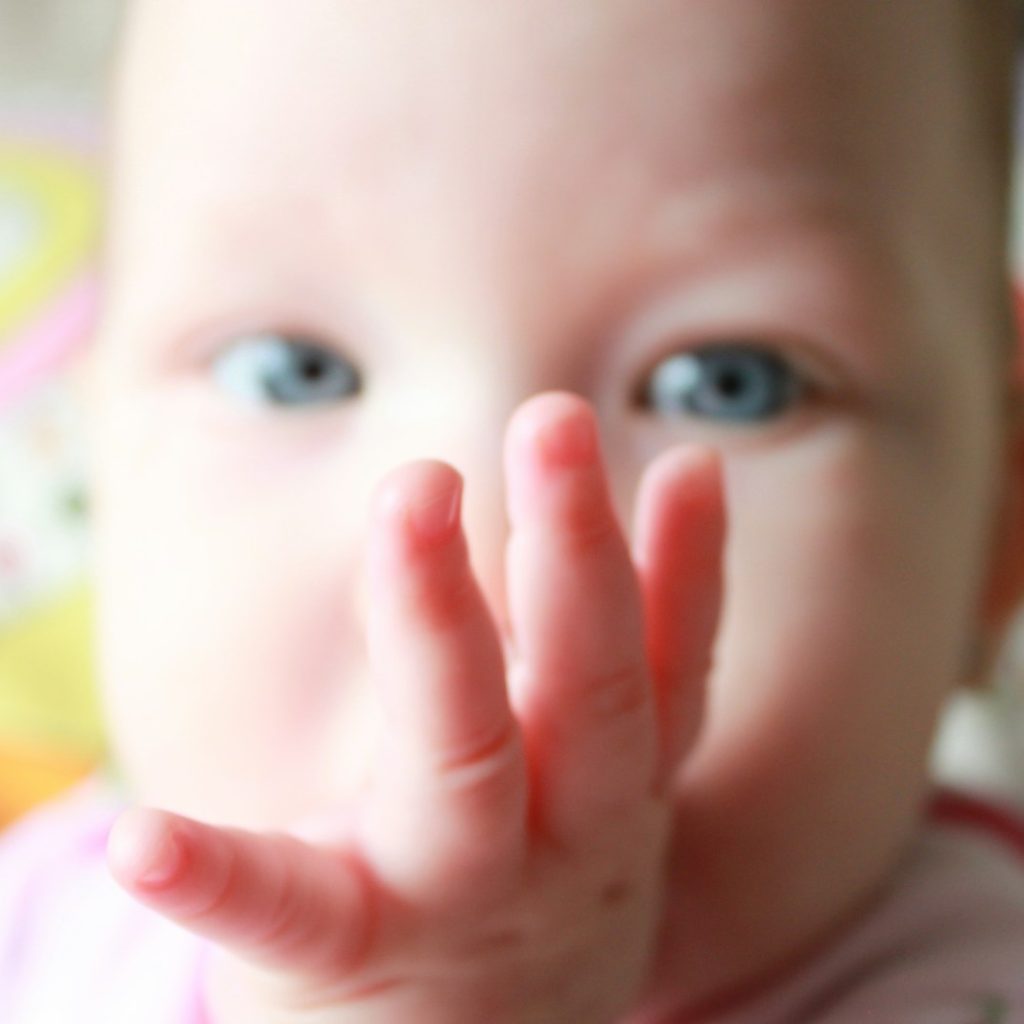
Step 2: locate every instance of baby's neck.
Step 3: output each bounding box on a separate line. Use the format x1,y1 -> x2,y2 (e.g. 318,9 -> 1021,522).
626,794 -> 921,1019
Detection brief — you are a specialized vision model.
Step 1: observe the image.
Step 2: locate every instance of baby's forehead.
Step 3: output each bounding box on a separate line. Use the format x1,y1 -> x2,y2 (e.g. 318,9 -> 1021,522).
120,7 -> 912,211
109,0 -> 990,337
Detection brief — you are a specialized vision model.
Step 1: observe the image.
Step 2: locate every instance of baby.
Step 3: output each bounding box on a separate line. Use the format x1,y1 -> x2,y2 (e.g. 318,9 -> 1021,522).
3,0 -> 1024,1021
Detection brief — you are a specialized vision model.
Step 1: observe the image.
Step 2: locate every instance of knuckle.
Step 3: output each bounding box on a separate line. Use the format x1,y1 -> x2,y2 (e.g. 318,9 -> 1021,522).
415,568 -> 479,631
433,719 -> 522,791
252,857 -> 312,956
587,663 -> 649,720
187,836 -> 240,920
254,894 -> 308,957
402,536 -> 479,632
559,504 -> 618,556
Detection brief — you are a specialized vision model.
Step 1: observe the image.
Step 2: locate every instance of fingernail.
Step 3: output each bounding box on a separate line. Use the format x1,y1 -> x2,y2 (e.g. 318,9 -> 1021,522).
109,809 -> 185,890
506,403 -> 601,529
132,826 -> 183,888
115,815 -> 183,888
408,478 -> 462,545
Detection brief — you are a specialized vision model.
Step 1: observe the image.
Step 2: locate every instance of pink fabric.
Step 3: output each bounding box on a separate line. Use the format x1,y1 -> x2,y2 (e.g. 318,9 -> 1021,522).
1,778 -> 1023,1023
0,777 -> 208,1024
685,792 -> 1024,1024
0,274 -> 99,406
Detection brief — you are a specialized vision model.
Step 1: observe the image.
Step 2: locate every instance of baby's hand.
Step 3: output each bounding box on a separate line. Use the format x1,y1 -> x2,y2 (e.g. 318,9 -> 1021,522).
107,393 -> 724,1024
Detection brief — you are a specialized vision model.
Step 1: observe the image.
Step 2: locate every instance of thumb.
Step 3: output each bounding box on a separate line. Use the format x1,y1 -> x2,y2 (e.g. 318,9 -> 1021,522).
107,806 -> 374,981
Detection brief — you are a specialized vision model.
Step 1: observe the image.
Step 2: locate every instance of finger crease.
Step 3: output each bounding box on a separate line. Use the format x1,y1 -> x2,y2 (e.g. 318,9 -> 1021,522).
589,664 -> 650,718
434,719 -> 521,789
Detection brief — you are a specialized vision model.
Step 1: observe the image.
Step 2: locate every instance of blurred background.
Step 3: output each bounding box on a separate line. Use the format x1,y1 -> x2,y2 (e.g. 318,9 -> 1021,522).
1,0 -> 120,826
1,0 -> 1023,830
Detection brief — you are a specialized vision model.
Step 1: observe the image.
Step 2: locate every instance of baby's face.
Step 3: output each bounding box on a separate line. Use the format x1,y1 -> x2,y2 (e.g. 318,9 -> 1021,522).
92,0 -> 1012,982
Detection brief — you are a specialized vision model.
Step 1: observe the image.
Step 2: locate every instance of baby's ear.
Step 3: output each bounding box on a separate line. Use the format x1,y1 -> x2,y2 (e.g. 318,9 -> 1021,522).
968,394 -> 1024,687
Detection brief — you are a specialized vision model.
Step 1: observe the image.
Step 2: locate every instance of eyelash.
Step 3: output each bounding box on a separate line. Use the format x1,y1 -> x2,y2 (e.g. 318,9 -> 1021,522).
210,333 -> 810,425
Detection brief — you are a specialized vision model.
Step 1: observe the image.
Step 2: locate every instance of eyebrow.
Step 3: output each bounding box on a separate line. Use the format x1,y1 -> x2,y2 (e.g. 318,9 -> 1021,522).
615,174 -> 915,349
645,172 -> 898,272
112,159 -> 916,388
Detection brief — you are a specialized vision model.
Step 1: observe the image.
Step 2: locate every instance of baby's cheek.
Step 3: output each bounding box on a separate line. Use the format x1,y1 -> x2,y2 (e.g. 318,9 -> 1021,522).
93,433 -> 372,829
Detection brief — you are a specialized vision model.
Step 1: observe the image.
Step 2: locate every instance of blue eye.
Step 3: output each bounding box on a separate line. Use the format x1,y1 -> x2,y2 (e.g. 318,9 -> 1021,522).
639,345 -> 803,423
212,334 -> 361,408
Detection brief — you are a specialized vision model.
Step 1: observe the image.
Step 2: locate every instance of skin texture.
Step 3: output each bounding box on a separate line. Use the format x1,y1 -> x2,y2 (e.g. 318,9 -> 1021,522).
88,0 -> 1024,1020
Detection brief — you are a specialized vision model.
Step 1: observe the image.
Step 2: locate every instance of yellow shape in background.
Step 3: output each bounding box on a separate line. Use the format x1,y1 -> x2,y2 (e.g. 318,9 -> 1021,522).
0,583 -> 106,827
0,581 -> 104,754
0,141 -> 104,826
0,741 -> 96,829
0,145 -> 99,340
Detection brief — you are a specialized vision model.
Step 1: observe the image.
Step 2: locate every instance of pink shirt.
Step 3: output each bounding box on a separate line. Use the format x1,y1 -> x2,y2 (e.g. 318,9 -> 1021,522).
0,777 -> 208,1023
2,778 -> 1023,1023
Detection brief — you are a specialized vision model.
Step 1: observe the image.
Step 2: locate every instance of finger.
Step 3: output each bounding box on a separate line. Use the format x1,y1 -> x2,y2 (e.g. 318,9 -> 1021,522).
632,446 -> 726,784
363,460 -> 527,892
107,806 -> 374,981
504,392 -> 656,848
